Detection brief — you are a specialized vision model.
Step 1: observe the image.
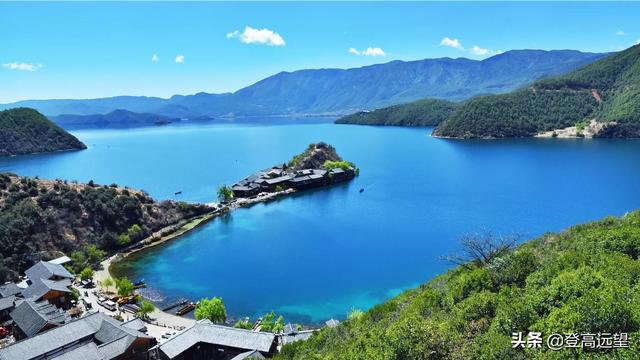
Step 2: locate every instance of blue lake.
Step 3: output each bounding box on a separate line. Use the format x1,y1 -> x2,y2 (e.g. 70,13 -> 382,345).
2,120 -> 640,324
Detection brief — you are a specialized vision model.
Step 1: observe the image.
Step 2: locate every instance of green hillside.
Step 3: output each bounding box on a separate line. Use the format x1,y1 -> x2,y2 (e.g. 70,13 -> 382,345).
336,99 -> 458,127
279,210 -> 640,359
0,174 -> 210,282
434,44 -> 640,138
0,107 -> 86,156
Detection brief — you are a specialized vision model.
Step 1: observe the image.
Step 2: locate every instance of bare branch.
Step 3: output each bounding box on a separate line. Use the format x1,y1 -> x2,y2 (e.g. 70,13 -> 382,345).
441,230 -> 521,268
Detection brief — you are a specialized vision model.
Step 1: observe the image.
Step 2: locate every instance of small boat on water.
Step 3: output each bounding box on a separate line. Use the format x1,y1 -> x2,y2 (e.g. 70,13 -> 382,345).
359,188 -> 364,193
133,278 -> 145,287
162,299 -> 188,312
176,302 -> 195,316
174,191 -> 182,195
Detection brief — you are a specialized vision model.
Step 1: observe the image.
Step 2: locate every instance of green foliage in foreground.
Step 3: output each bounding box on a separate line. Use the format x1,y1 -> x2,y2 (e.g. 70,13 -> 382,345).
115,277 -> 135,297
260,311 -> 285,333
137,300 -> 155,319
336,99 -> 459,127
79,267 -> 94,282
234,319 -> 254,330
278,210 -> 640,359
195,297 -> 227,324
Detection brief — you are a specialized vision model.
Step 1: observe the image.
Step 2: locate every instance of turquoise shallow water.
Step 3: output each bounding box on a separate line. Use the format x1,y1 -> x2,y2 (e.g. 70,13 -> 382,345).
2,119 -> 640,324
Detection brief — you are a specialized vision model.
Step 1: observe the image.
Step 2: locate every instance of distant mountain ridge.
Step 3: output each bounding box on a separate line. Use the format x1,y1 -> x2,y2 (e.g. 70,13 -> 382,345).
51,109 -> 178,129
0,50 -> 608,119
0,108 -> 86,156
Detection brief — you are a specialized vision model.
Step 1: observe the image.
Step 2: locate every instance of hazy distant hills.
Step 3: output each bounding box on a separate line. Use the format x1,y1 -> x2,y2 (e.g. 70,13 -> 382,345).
0,50 -> 608,119
51,109 -> 178,129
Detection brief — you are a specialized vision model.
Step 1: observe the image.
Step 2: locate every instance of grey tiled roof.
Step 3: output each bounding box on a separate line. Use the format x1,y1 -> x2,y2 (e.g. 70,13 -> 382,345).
280,330 -> 315,345
264,175 -> 293,185
51,342 -> 105,360
10,300 -> 69,338
25,261 -> 73,282
0,311 -> 152,360
155,320 -> 276,359
122,318 -> 146,332
0,295 -> 16,312
97,334 -> 136,360
231,350 -> 266,360
0,283 -> 22,297
21,278 -> 71,301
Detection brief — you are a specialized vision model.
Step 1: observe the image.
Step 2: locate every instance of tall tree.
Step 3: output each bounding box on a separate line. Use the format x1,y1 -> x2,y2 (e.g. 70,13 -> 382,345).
195,297 -> 227,324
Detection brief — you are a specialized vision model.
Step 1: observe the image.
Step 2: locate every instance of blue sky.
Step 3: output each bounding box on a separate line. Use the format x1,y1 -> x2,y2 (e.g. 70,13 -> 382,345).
1,1 -> 639,103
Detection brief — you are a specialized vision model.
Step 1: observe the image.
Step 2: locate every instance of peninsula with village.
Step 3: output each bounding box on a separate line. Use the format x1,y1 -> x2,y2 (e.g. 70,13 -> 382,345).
0,142 -> 357,360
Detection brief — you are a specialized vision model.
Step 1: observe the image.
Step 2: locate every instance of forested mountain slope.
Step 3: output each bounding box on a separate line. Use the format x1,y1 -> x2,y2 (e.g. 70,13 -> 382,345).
0,174 -> 210,282
434,44 -> 640,138
336,99 -> 458,127
0,108 -> 86,156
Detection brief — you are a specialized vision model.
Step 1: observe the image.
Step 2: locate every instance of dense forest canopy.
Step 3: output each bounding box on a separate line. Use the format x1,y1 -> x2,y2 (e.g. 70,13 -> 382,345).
336,99 -> 458,127
278,210 -> 640,359
0,173 -> 209,282
0,107 -> 86,156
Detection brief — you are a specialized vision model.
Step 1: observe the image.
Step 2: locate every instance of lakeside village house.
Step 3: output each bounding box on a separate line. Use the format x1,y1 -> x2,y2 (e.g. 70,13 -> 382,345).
0,257 -> 340,359
231,163 -> 355,199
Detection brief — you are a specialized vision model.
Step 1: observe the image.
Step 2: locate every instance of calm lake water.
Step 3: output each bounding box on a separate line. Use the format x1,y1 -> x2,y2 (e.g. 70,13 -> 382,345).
2,119 -> 640,324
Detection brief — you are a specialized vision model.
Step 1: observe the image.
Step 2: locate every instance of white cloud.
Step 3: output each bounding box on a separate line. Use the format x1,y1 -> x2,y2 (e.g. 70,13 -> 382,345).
348,47 -> 386,57
469,46 -> 490,56
635,39 -> 640,45
152,54 -> 159,62
2,62 -> 42,71
440,37 -> 464,50
227,26 -> 285,46
469,45 -> 502,57
175,55 -> 185,63
616,30 -> 626,36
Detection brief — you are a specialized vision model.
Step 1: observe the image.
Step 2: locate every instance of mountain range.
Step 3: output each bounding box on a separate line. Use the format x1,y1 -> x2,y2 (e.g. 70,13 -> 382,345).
433,44 -> 640,138
0,50 -> 608,120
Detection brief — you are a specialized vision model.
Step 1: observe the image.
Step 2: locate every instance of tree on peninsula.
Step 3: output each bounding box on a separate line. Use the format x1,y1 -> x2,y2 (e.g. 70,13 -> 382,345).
217,185 -> 234,203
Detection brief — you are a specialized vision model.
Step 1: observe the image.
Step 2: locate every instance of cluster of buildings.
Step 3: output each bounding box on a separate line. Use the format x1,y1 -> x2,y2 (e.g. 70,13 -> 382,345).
148,319 -> 332,360
0,259 -> 76,341
0,258 -> 156,359
0,257 -> 342,359
231,164 -> 355,198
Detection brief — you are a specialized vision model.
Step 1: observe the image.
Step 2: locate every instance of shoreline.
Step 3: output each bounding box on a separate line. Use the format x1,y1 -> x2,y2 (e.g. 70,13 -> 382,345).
112,188 -> 296,261
103,188 -> 299,322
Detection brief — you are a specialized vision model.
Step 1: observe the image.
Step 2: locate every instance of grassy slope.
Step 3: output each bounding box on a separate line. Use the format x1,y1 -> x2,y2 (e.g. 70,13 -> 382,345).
335,99 -> 458,127
434,45 -> 640,138
0,107 -> 86,156
279,210 -> 640,359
